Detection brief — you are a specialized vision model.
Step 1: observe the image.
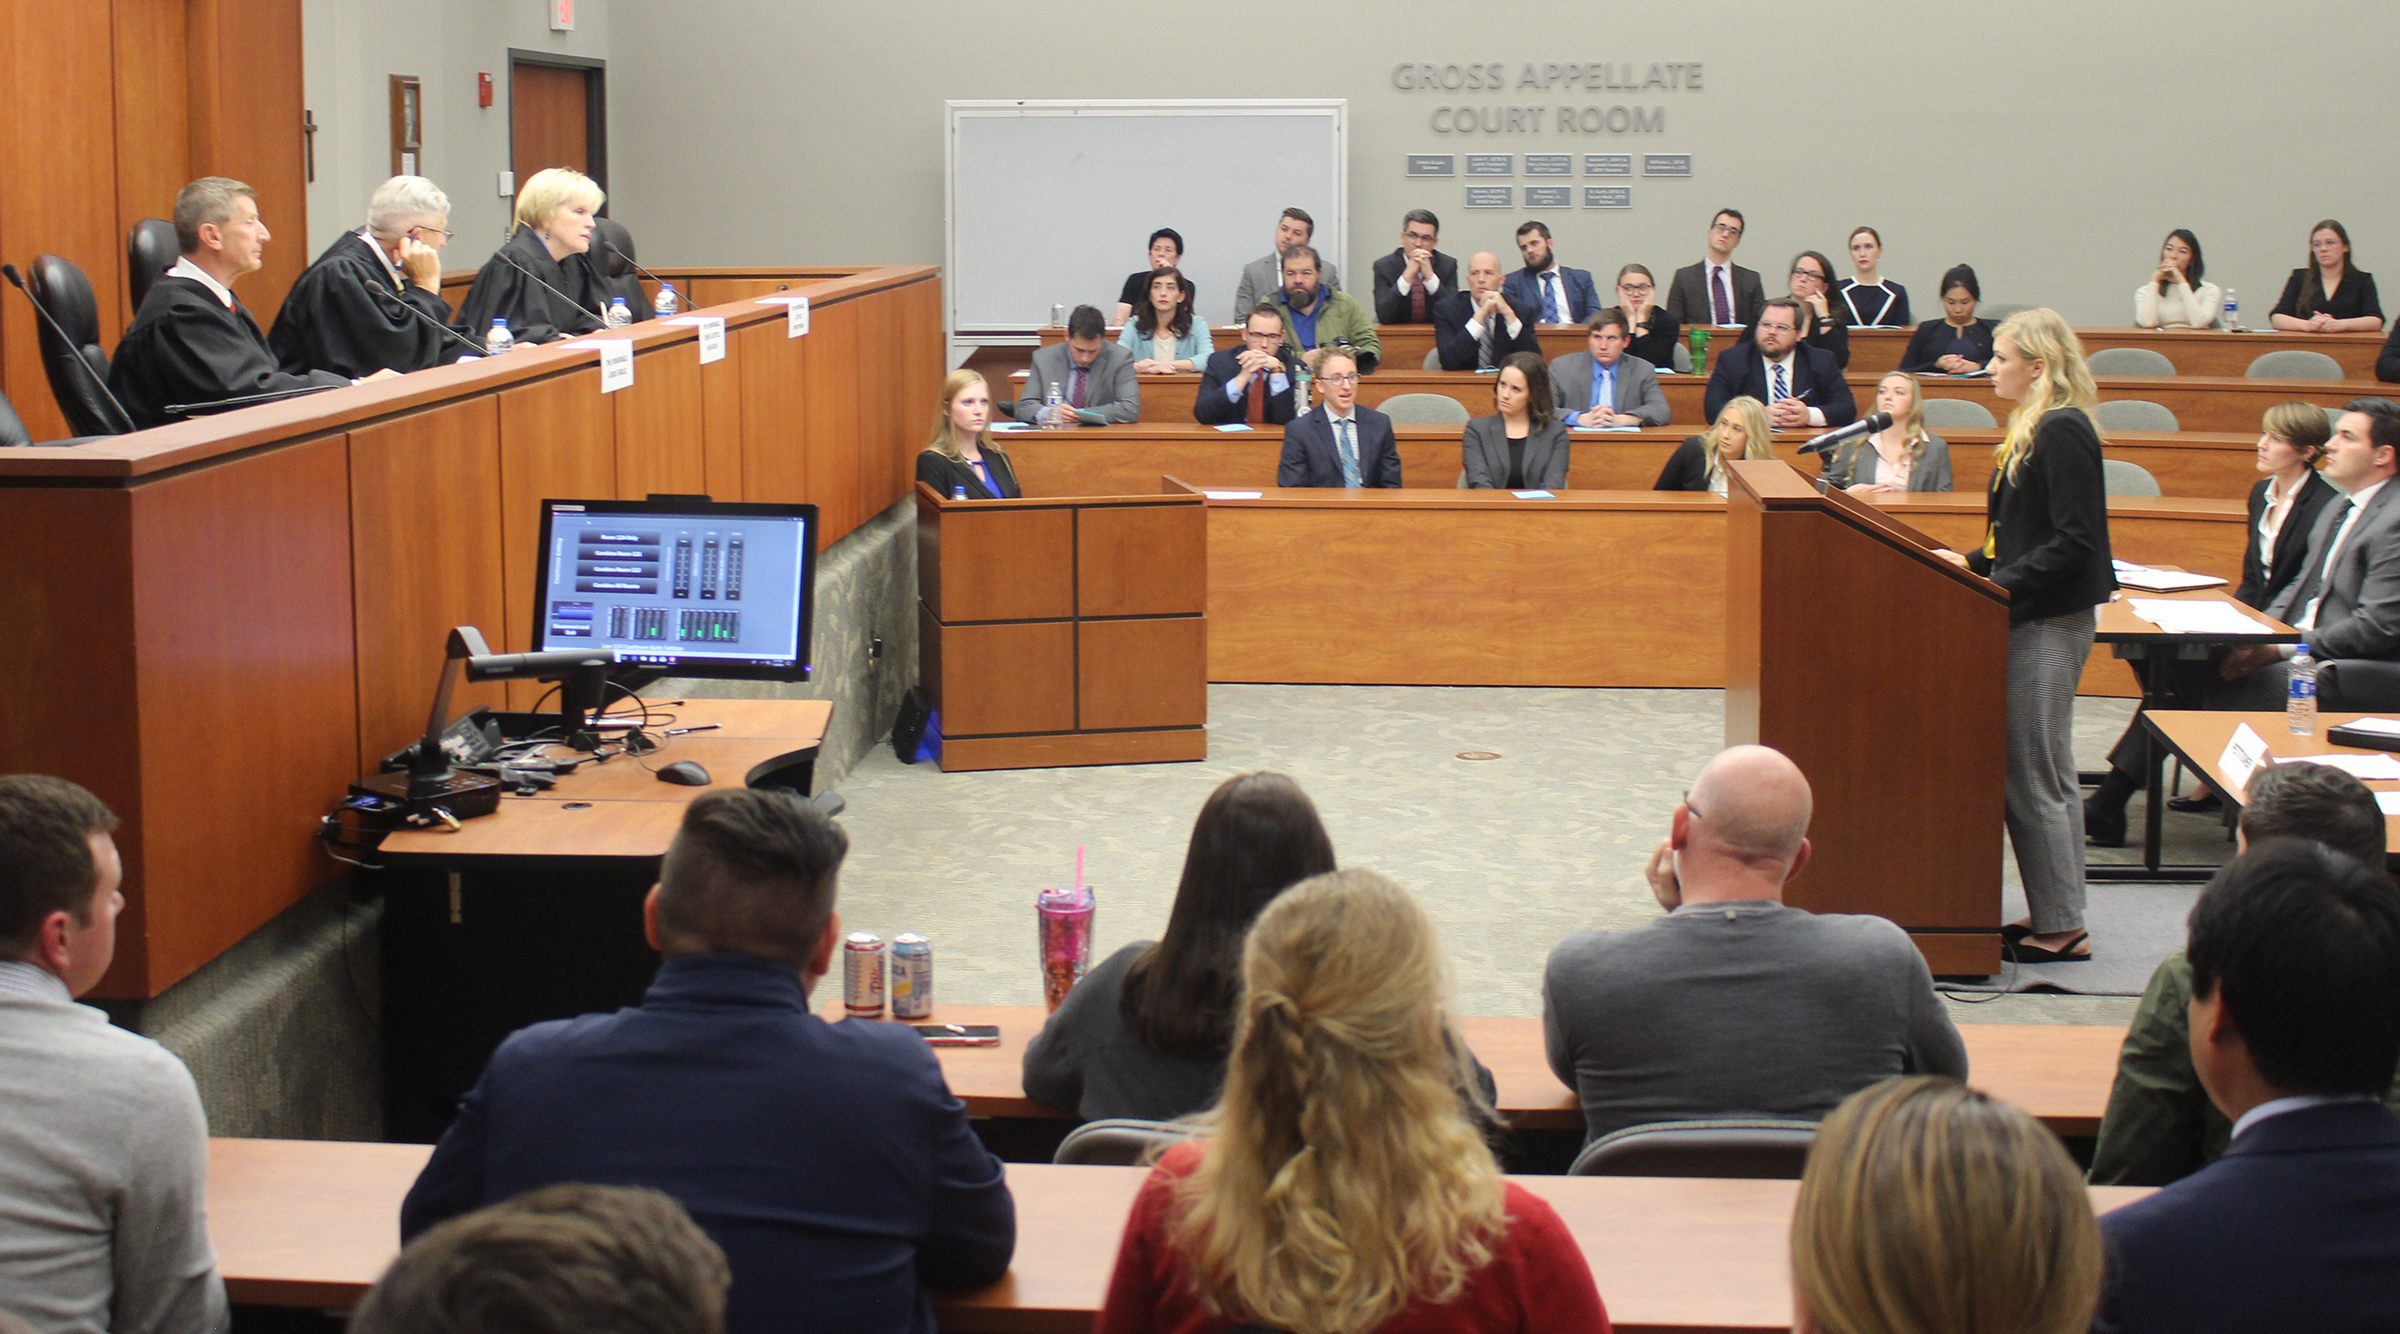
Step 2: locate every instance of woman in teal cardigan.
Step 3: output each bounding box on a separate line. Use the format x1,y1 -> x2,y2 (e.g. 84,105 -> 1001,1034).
1118,267 -> 1212,373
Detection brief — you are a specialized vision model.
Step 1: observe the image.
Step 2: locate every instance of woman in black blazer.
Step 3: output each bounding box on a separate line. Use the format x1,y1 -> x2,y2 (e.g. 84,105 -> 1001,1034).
1655,396 -> 1773,494
1935,309 -> 2115,964
915,370 -> 1022,499
1461,352 -> 1570,489
1898,264 -> 1997,375
2269,219 -> 2384,333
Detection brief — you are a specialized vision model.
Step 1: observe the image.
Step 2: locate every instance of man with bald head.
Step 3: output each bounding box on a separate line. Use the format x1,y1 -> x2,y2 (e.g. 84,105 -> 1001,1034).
1432,251 -> 1542,371
1541,745 -> 1967,1142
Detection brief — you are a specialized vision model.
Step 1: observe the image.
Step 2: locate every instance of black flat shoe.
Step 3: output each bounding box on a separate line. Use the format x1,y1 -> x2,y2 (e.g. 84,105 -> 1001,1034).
2005,932 -> 2093,964
2001,923 -> 2035,945
2166,792 -> 2222,813
2084,798 -> 2127,848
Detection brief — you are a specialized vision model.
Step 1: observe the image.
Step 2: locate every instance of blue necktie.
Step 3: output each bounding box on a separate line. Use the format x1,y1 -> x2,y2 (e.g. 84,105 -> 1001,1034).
1596,364 -> 1615,415
1771,363 -> 1789,403
1337,417 -> 1361,487
1543,271 -> 1563,324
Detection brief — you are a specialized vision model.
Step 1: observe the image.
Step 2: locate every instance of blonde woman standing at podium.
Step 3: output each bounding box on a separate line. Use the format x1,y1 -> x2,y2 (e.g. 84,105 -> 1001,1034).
916,369 -> 1021,500
1934,310 -> 2116,965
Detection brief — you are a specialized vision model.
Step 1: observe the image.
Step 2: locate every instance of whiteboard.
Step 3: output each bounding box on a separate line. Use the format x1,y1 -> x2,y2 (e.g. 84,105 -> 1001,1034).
946,100 -> 1346,338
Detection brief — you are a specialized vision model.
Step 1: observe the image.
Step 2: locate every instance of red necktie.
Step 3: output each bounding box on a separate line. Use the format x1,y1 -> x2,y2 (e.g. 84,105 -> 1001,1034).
1246,373 -> 1267,426
1711,268 -> 1731,324
1070,368 -> 1087,408
1411,280 -> 1427,322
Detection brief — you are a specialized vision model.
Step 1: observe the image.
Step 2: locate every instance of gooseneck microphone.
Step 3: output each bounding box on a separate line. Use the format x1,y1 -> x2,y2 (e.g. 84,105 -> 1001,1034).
1797,411 -> 1894,457
491,242 -> 607,330
1,262 -> 136,434
160,382 -> 345,417
592,235 -> 681,307
358,273 -> 491,360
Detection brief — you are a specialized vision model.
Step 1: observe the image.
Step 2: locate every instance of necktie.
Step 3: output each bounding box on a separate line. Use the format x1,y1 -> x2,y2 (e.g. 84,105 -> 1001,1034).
1337,418 -> 1361,488
1711,267 -> 1731,324
1245,371 -> 1267,426
1411,282 -> 1428,322
1597,364 -> 1614,415
1543,272 -> 1563,324
1070,368 -> 1087,409
1771,363 -> 1789,403
1480,314 -> 1497,371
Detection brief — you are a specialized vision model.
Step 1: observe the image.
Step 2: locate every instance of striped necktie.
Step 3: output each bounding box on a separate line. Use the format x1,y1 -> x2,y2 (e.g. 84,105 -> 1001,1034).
1543,271 -> 1563,324
1337,417 -> 1361,487
1771,363 -> 1789,403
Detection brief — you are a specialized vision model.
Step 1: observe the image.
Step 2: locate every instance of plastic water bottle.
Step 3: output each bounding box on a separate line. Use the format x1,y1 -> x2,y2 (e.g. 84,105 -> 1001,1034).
2289,642 -> 2316,735
605,297 -> 632,329
1043,381 -> 1065,430
485,318 -> 514,355
951,485 -> 967,500
2223,288 -> 2240,332
654,284 -> 679,317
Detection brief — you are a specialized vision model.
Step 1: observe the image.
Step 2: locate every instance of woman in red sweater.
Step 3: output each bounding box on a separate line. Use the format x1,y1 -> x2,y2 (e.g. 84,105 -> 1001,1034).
1093,868 -> 1610,1334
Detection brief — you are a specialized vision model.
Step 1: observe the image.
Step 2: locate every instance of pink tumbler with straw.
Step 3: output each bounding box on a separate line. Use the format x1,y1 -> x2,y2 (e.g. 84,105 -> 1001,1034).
1038,848 -> 1096,1011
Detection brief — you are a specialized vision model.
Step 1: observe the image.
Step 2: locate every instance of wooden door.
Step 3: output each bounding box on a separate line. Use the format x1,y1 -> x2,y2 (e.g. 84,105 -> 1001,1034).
510,61 -> 589,183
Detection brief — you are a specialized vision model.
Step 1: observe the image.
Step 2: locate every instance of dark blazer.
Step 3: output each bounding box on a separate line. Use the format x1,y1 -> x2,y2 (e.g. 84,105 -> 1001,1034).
2272,266 -> 2384,323
1654,436 -> 1722,492
916,446 -> 1022,499
1898,317 -> 1998,373
455,226 -> 610,347
1503,264 -> 1601,325
2095,1101 -> 2400,1334
1370,247 -> 1460,323
107,276 -> 349,429
1278,406 -> 1401,488
1461,416 -> 1570,490
1835,278 -> 1911,329
1431,289 -> 1543,371
1737,306 -> 1849,369
2239,470 -> 2341,608
270,232 -> 463,378
1703,342 -> 1858,428
1193,346 -> 1299,426
2380,320 -> 2400,384
1964,407 -> 2118,623
399,952 -> 1016,1334
1625,305 -> 1682,371
1665,260 -> 1765,327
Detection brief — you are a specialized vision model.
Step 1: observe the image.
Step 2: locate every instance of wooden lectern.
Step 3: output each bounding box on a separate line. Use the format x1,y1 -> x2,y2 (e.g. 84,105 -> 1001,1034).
916,484 -> 1207,772
1725,460 -> 2010,975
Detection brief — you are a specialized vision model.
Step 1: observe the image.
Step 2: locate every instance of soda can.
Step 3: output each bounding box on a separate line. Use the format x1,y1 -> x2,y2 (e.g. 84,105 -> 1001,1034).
891,933 -> 934,1019
843,932 -> 886,1018
1050,302 -> 1067,326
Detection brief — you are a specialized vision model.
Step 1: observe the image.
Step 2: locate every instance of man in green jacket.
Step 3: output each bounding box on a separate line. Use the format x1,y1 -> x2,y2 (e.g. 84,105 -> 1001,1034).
1263,245 -> 1380,376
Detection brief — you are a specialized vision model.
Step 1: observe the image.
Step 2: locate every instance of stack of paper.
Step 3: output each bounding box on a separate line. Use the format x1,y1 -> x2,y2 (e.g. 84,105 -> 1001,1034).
2128,598 -> 2272,635
2285,751 -> 2400,781
2113,561 -> 2227,593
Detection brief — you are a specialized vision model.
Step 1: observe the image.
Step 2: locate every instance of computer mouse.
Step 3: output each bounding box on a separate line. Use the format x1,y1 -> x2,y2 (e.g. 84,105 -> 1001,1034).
657,760 -> 712,786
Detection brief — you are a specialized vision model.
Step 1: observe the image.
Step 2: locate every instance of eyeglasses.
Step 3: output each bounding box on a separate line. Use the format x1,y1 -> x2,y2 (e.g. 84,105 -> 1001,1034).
1319,373 -> 1361,386
409,225 -> 454,240
1242,328 -> 1283,343
1756,322 -> 1798,335
1619,281 -> 1654,295
1791,269 -> 1825,281
1403,230 -> 1437,245
1710,222 -> 1744,236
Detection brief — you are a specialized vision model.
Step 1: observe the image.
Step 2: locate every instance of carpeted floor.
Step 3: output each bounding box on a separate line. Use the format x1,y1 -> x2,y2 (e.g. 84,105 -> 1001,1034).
823,686 -> 2229,1030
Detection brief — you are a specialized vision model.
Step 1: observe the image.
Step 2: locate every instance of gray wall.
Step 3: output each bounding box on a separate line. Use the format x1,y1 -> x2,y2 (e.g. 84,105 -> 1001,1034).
597,0 -> 2399,330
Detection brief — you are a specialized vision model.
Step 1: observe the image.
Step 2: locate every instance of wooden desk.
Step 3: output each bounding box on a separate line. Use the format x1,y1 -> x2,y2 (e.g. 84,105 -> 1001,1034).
209,1139 -> 2148,1327
2145,710 -> 2400,850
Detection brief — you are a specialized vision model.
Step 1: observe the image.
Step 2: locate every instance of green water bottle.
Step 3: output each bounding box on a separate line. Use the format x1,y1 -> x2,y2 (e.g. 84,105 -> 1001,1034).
1688,325 -> 1710,376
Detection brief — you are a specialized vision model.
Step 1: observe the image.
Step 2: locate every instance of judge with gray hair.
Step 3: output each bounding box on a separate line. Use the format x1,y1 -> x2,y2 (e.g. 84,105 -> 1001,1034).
270,174 -> 468,379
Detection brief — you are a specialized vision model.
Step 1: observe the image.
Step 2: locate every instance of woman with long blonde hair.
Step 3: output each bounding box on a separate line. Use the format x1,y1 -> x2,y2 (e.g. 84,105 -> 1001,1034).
1094,869 -> 1608,1334
1656,395 -> 1774,495
1936,309 -> 2115,964
915,369 -> 1020,499
1791,1077 -> 2102,1334
1826,372 -> 1953,494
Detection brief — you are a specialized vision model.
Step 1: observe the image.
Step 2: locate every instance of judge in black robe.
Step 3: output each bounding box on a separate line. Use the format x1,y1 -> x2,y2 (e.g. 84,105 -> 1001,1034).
270,231 -> 465,378
110,265 -> 349,429
455,224 -> 610,349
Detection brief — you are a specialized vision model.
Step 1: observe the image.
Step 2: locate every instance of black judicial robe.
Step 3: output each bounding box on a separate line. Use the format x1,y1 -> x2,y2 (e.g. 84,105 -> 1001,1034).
270,232 -> 463,379
108,276 -> 349,429
454,227 -> 610,348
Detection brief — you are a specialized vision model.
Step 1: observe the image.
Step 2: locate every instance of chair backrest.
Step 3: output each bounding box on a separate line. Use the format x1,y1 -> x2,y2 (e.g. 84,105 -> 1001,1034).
1671,341 -> 1693,373
1053,1118 -> 1196,1167
2093,399 -> 2180,432
2246,349 -> 2343,380
1919,397 -> 1997,429
592,215 -> 635,279
0,387 -> 32,448
2326,405 -> 2347,433
126,218 -> 179,312
1378,392 -> 1472,425
28,255 -> 131,436
1569,1118 -> 1818,1179
2102,458 -> 2163,496
2087,346 -> 2175,376
1979,302 -> 2034,321
1422,346 -> 1443,370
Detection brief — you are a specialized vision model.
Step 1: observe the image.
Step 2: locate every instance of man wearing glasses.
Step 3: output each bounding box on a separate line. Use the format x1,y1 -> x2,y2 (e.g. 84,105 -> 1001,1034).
1276,348 -> 1401,489
1371,209 -> 1458,324
270,174 -> 468,379
1703,297 -> 1858,431
1665,209 -> 1765,329
1195,305 -> 1302,427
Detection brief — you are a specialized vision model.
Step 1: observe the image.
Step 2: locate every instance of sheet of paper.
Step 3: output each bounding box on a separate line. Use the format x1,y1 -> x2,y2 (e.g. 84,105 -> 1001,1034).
2112,563 -> 2227,593
2218,722 -> 2272,792
1212,423 -> 1254,433
2342,716 -> 2400,738
2285,751 -> 2400,781
1512,490 -> 1555,499
989,422 -> 1034,433
664,315 -> 727,363
1201,490 -> 1262,500
2129,598 -> 2275,636
754,294 -> 810,336
2378,792 -> 2400,815
1573,425 -> 1641,433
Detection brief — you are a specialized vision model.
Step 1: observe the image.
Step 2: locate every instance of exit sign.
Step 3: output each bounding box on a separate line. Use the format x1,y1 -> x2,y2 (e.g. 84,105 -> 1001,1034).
549,0 -> 575,30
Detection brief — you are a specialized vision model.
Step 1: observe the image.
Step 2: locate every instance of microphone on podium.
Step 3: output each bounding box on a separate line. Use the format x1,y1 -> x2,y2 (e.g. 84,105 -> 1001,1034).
160,382 -> 346,417
1796,411 -> 1893,457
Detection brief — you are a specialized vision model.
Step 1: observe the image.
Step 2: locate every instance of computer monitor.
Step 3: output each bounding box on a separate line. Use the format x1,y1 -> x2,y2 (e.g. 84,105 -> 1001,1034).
531,497 -> 818,683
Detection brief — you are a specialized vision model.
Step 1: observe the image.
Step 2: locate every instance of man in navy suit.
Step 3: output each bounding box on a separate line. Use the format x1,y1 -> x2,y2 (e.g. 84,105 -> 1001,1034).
1432,252 -> 1542,372
1702,297 -> 1856,429
1277,347 -> 1400,488
399,790 -> 1015,1334
1370,210 -> 1457,324
1503,221 -> 1600,326
2095,839 -> 2400,1334
1195,304 -> 1300,426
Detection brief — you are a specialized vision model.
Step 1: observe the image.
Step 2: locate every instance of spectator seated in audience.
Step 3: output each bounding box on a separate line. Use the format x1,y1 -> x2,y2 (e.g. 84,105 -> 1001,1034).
1432,251 -> 1542,372
1541,745 -> 1967,1143
1655,395 -> 1774,495
1231,208 -> 1339,324
2270,219 -> 2384,334
0,775 -> 228,1334
2095,838 -> 2400,1333
352,1183 -> 728,1334
917,369 -> 1020,499
1462,351 -> 1570,490
1549,307 -> 1670,429
1836,226 -> 1911,328
1503,220 -> 1601,325
1666,208 -> 1764,327
1261,246 -> 1379,375
1793,1076 -> 2102,1334
1113,228 -> 1186,325
400,789 -> 1016,1334
2091,761 -> 2400,1185
1276,348 -> 1398,488
1898,264 -> 1997,375
1703,297 -> 1858,431
1612,264 -> 1682,371
1371,209 -> 1458,324
1117,267 -> 1211,374
1821,371 -> 1954,494
2133,228 -> 2222,329
1194,305 -> 1301,428
1093,869 -> 1610,1334
1023,772 -> 1336,1122
1018,304 -> 1141,427
1769,249 -> 1850,368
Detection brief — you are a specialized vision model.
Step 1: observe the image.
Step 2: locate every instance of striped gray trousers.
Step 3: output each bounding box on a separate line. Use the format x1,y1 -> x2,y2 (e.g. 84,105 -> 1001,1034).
2008,608 -> 2097,934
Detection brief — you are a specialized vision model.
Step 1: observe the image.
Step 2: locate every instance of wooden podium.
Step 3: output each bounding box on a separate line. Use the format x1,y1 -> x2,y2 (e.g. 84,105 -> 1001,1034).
1725,460 -> 2010,975
916,484 -> 1207,772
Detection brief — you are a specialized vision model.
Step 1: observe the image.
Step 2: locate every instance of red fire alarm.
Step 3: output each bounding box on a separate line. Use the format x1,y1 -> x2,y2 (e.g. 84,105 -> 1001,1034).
477,72 -> 493,107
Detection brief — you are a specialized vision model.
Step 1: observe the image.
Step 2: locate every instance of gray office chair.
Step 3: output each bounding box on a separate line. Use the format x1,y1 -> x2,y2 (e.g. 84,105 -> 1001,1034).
2320,660 -> 2400,711
1053,1118 -> 1195,1166
2326,405 -> 2347,432
1378,392 -> 1471,425
1671,342 -> 1693,373
1980,302 -> 2034,321
2088,346 -> 2176,376
2094,399 -> 2180,432
1919,397 -> 1997,429
2102,458 -> 2163,496
1422,346 -> 1443,370
1569,1118 -> 1818,1179
2246,349 -> 2343,380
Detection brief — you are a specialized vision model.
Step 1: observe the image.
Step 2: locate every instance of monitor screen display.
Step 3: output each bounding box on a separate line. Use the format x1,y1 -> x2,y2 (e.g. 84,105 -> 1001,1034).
532,497 -> 817,682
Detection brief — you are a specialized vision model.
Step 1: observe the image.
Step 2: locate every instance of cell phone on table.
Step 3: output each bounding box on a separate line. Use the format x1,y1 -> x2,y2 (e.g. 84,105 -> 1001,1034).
913,1023 -> 1001,1047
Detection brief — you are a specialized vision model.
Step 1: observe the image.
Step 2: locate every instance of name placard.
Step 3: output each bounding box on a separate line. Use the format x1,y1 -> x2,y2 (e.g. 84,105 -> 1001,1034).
1465,154 -> 1515,176
1406,154 -> 1457,177
1642,153 -> 1693,177
1524,154 -> 1572,176
1524,186 -> 1573,208
1585,154 -> 1633,176
1585,186 -> 1632,209
1464,185 -> 1514,208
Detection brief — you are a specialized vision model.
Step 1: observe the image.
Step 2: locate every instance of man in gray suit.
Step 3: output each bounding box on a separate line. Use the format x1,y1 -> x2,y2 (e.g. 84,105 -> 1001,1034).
1230,207 -> 1340,324
1548,308 -> 1670,428
1016,304 -> 1140,426
2218,398 -> 2400,705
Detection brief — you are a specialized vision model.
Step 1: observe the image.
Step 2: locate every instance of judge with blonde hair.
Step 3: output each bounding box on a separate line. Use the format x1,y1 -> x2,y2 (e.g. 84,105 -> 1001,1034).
456,166 -> 612,346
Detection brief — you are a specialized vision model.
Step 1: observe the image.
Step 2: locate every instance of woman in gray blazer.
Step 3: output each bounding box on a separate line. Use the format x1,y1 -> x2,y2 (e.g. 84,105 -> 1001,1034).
1461,351 -> 1571,489
1823,371 -> 1955,493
